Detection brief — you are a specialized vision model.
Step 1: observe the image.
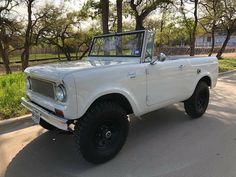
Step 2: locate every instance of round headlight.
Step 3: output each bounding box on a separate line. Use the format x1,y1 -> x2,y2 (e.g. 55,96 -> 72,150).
55,85 -> 66,102
26,77 -> 31,90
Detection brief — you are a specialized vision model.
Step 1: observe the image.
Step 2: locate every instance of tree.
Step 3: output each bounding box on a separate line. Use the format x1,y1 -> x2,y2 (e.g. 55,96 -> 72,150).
117,0 -> 123,32
180,0 -> 199,56
216,0 -> 236,59
21,0 -> 34,71
129,0 -> 172,30
36,4 -> 92,61
36,7 -> 76,60
199,0 -> 222,56
0,0 -> 20,74
100,0 -> 109,34
21,0 -> 49,71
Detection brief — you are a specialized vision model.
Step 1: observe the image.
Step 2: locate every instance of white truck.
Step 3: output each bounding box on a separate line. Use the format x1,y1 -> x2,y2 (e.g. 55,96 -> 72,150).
21,30 -> 218,164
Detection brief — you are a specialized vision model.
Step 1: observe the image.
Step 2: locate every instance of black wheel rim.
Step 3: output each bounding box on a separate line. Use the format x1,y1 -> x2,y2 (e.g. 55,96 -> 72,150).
196,89 -> 208,111
94,120 -> 121,150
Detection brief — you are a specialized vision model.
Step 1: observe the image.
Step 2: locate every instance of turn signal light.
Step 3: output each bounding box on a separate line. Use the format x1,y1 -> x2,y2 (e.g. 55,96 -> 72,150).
55,109 -> 64,118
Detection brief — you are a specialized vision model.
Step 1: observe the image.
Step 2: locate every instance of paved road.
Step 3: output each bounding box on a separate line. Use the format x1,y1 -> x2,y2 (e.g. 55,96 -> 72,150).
0,74 -> 236,177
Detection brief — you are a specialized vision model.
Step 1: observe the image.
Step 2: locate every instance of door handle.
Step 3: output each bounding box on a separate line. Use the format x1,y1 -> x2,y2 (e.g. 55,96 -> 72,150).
128,72 -> 136,79
178,65 -> 185,70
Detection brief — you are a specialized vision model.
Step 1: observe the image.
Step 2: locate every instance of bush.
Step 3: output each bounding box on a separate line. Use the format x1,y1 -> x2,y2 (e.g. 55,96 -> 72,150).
219,58 -> 236,72
0,73 -> 28,120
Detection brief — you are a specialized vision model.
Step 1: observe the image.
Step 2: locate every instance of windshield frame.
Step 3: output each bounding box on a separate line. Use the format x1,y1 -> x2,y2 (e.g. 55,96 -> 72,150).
88,30 -> 146,58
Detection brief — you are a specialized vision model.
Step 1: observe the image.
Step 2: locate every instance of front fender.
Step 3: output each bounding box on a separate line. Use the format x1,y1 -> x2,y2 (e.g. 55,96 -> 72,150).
76,88 -> 140,119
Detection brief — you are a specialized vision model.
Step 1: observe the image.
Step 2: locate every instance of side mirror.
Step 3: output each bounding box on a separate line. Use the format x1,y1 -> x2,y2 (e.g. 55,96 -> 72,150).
150,53 -> 167,65
159,53 -> 167,62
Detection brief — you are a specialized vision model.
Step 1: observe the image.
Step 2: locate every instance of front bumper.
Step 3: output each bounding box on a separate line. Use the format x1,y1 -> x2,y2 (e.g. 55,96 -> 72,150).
21,97 -> 68,131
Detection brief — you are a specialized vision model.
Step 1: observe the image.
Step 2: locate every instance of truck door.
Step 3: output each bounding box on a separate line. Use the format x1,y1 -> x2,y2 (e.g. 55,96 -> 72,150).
146,59 -> 191,106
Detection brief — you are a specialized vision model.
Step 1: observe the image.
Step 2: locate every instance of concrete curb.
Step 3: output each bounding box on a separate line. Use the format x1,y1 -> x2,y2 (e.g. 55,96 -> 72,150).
219,70 -> 236,77
0,114 -> 32,127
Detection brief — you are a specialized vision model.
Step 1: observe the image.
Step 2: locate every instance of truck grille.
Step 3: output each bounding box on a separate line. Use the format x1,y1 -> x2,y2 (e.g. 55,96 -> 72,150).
30,78 -> 55,99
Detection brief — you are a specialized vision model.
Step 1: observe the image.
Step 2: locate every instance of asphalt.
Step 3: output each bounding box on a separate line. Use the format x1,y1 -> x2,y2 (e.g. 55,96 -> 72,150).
0,74 -> 236,177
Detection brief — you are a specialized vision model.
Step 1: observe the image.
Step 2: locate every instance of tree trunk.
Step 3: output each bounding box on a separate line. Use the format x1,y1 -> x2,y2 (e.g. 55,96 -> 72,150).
189,0 -> 198,56
135,17 -> 145,30
57,47 -> 61,61
21,0 -> 33,71
0,43 -> 11,74
61,46 -> 71,61
64,51 -> 71,61
57,39 -> 61,60
21,46 -> 30,71
216,30 -> 232,59
79,47 -> 90,60
209,23 -> 216,56
189,39 -> 195,56
116,0 -> 123,55
158,12 -> 165,53
75,46 -> 79,60
117,0 -> 122,33
101,0 -> 109,34
2,53 -> 11,74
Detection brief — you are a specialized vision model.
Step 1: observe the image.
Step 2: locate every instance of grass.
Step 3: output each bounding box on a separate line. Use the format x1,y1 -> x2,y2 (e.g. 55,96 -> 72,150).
0,73 -> 28,120
0,57 -> 235,120
218,58 -> 236,72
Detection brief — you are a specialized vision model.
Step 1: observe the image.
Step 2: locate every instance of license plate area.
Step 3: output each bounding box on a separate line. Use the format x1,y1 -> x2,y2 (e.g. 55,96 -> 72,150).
32,109 -> 41,124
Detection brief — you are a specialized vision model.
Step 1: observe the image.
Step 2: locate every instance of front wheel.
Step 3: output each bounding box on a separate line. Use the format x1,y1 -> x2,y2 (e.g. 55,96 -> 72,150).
184,81 -> 210,118
74,102 -> 129,164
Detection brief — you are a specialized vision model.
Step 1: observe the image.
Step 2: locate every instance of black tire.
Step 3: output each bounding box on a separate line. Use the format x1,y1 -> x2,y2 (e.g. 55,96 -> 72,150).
40,119 -> 57,131
74,102 -> 129,164
184,81 -> 209,118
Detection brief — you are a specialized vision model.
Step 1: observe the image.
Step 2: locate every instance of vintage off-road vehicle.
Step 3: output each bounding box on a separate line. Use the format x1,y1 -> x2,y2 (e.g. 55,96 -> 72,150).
22,30 -> 218,164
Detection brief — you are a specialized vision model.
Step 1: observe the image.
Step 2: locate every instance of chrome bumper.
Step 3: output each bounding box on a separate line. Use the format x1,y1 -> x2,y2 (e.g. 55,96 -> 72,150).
21,97 -> 68,131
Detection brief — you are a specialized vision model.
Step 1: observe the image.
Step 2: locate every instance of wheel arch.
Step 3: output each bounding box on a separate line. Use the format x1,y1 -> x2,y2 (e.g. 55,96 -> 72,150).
198,75 -> 212,88
79,92 -> 136,119
88,93 -> 133,114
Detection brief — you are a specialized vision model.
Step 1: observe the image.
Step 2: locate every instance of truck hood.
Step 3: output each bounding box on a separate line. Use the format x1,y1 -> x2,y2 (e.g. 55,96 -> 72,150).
24,59 -> 137,81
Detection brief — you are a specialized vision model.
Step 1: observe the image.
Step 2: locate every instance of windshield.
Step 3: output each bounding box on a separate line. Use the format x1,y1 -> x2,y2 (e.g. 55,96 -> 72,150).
88,31 -> 144,57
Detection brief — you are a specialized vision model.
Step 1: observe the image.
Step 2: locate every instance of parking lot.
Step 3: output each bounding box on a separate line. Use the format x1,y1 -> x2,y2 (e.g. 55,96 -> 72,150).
0,74 -> 236,177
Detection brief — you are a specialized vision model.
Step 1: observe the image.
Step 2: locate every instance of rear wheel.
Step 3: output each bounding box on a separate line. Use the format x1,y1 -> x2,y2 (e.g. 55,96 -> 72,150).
184,81 -> 209,118
74,102 -> 129,164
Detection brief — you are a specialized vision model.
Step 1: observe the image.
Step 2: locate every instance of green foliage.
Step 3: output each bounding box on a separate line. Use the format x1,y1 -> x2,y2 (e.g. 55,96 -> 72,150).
0,73 -> 28,119
219,58 -> 236,72
79,0 -> 100,19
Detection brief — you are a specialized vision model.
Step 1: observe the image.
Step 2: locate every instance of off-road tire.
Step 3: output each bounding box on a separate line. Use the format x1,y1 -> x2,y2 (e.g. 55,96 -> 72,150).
184,81 -> 209,118
74,102 -> 129,164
